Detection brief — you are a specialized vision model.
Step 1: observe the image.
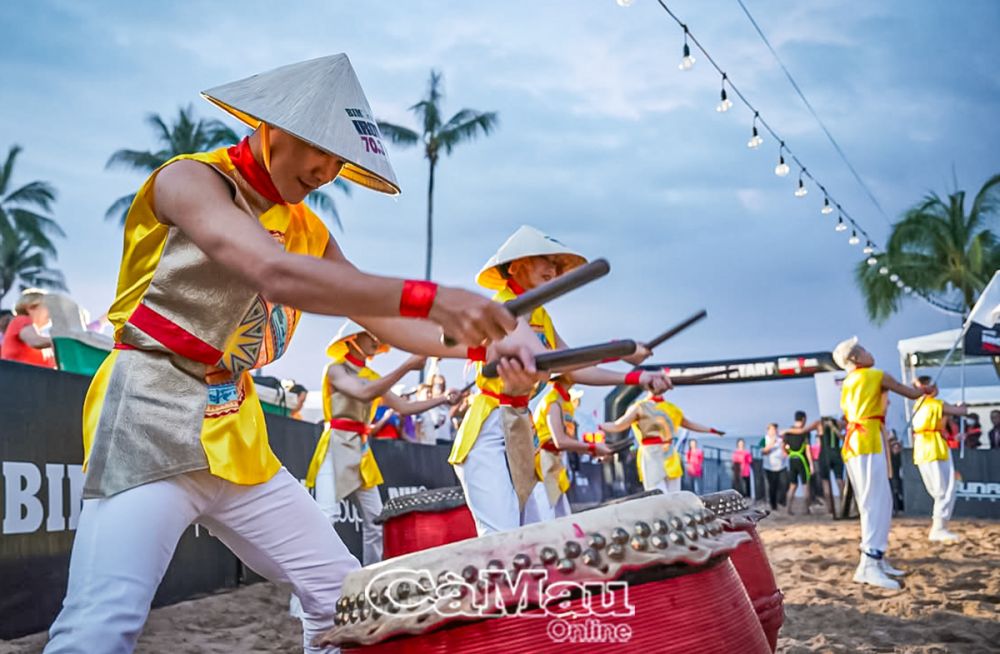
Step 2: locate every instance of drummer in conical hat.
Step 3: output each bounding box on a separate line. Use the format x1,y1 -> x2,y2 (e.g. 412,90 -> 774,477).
304,320 -> 458,565
523,378 -> 613,522
450,225 -> 670,535
600,391 -> 724,493
48,54 -> 531,654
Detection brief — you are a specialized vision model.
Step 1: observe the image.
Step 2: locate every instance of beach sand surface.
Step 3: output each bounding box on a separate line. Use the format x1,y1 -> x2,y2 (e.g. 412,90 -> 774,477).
2,514 -> 998,653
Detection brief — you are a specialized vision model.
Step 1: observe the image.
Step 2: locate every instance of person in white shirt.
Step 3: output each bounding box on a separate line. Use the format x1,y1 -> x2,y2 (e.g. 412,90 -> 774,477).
761,423 -> 786,510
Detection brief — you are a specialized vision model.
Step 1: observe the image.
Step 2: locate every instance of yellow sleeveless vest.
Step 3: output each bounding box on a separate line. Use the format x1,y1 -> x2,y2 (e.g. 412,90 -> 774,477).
83,146 -> 330,488
449,283 -> 557,465
839,367 -> 885,461
632,398 -> 685,482
532,383 -> 575,493
912,396 -> 949,465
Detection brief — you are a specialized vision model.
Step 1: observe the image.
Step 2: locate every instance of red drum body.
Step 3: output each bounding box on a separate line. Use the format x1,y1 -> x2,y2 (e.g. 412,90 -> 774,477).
375,487 -> 477,559
321,492 -> 770,654
701,491 -> 783,652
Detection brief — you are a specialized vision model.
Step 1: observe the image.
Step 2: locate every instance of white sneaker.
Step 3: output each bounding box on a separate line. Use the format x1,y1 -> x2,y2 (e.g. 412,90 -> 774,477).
929,528 -> 961,543
879,558 -> 907,576
853,556 -> 901,590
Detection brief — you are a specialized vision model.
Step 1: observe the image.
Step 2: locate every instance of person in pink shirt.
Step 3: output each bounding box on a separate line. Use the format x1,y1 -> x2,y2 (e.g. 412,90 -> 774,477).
686,439 -> 705,494
731,439 -> 753,497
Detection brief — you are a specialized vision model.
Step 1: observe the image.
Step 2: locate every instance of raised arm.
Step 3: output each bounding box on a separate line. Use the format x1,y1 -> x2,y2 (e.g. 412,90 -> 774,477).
553,332 -> 671,393
681,417 -> 724,436
381,391 -> 453,417
942,402 -> 970,417
881,372 -> 927,401
546,403 -> 612,456
17,324 -> 51,349
326,355 -> 424,403
155,160 -> 514,345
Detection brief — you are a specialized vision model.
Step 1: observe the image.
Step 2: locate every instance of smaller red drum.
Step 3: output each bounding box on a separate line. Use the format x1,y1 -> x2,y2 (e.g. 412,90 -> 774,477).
375,486 -> 477,559
701,491 -> 783,652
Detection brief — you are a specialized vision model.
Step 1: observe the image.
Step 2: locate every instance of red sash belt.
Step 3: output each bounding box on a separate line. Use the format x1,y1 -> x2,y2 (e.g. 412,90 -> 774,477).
846,415 -> 885,438
329,418 -> 369,435
480,388 -> 530,408
641,437 -> 665,446
540,441 -> 560,453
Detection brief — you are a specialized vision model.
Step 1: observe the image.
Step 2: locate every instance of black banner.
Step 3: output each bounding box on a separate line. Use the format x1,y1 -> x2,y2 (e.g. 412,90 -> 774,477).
901,448 -> 1000,519
964,322 -> 1000,357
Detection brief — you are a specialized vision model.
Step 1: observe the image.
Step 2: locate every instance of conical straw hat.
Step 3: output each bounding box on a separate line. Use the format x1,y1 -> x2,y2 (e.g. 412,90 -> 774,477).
326,319 -> 389,359
476,225 -> 587,290
202,54 -> 399,195
832,336 -> 859,369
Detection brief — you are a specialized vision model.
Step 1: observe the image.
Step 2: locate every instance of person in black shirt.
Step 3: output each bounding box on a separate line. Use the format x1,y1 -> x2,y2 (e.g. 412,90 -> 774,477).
817,416 -> 846,518
989,410 -> 1000,449
782,410 -> 819,515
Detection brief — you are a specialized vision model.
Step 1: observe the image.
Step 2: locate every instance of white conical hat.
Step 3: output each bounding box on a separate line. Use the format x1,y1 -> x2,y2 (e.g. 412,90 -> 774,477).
832,336 -> 859,370
202,54 -> 399,195
476,225 -> 587,290
326,319 -> 389,359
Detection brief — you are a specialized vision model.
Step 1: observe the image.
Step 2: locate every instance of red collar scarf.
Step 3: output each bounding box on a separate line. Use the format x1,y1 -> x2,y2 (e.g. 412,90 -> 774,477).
506,279 -> 526,296
344,353 -> 366,368
227,138 -> 286,205
554,383 -> 572,403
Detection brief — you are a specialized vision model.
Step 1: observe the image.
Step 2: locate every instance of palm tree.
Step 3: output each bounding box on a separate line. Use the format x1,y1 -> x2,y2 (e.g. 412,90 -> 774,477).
855,174 -> 1000,324
378,70 -> 499,279
105,105 -> 350,227
0,145 -> 66,305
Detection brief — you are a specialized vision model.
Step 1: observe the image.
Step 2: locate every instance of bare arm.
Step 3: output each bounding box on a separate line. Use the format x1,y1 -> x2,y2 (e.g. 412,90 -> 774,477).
368,410 -> 395,436
599,404 -> 641,433
18,324 -> 51,349
154,160 -> 514,345
381,392 -> 451,416
553,332 -> 671,392
881,372 -> 926,401
681,417 -> 723,435
327,356 -> 423,402
942,403 -> 970,417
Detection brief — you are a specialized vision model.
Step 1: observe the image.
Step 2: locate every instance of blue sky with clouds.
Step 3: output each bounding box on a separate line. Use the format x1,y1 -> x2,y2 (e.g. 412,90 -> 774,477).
2,0 -> 999,434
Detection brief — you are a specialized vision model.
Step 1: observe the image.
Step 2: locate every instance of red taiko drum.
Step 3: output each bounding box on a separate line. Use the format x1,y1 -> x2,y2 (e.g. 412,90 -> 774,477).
320,492 -> 770,654
701,490 -> 783,652
375,486 -> 477,559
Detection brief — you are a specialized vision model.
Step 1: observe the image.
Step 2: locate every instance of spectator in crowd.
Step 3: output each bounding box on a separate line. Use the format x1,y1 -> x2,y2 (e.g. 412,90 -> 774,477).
420,374 -> 455,443
761,423 -> 786,510
1,289 -> 56,369
888,432 -> 905,513
731,438 -> 752,497
685,439 -> 704,494
288,384 -> 308,420
0,309 -> 14,355
782,410 -> 819,515
964,413 -> 983,449
989,410 -> 1000,449
817,417 -> 846,518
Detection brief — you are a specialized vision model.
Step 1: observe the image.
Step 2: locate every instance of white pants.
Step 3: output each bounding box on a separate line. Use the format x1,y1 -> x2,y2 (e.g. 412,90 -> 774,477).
44,469 -> 358,654
522,482 -> 572,524
845,453 -> 892,555
313,441 -> 383,565
454,411 -> 524,535
664,477 -> 682,493
917,456 -> 956,524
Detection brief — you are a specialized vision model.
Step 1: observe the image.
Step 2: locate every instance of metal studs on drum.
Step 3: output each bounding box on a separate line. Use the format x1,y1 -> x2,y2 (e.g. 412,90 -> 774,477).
630,535 -> 648,551
556,558 -> 575,574
650,534 -> 669,549
611,527 -> 629,544
462,565 -> 478,583
582,547 -> 602,567
633,521 -> 651,537
369,588 -> 380,605
685,526 -> 699,540
683,513 -> 697,527
669,530 -> 684,545
512,553 -> 531,570
356,592 -> 366,608
709,522 -> 723,536
564,541 -> 582,559
359,605 -> 370,622
607,543 -> 626,561
697,525 -> 709,538
669,516 -> 684,530
588,533 -> 607,550
487,559 -> 504,572
652,519 -> 669,534
395,582 -> 412,601
540,546 -> 559,565
350,608 -> 360,623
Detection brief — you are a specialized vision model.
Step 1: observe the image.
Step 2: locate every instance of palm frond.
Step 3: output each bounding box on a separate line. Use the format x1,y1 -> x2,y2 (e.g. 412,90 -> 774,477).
3,180 -> 57,212
969,172 -> 1000,229
0,145 -> 23,196
305,190 -> 342,231
106,149 -> 166,172
333,177 -> 351,196
105,193 -> 137,225
437,111 -> 499,155
376,121 -> 420,147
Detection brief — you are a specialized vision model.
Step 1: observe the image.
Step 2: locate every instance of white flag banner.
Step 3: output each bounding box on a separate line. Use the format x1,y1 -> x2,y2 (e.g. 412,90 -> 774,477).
964,271 -> 1000,355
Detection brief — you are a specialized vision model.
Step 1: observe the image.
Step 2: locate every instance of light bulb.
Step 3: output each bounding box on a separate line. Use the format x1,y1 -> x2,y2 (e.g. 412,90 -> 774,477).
679,42 -> 695,71
904,285 -> 912,293
896,280 -> 905,288
794,178 -> 808,197
616,0 -> 634,6
848,231 -> 860,245
716,88 -> 732,113
821,197 -> 834,215
747,125 -> 763,149
879,266 -> 889,275
867,256 -> 878,266
863,241 -> 874,254
835,217 -> 847,232
774,154 -> 790,177
889,273 -> 899,282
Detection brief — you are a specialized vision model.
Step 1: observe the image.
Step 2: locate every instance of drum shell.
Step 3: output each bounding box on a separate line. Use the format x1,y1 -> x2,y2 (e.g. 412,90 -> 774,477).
383,505 -> 477,559
724,520 -> 784,652
343,557 -> 770,654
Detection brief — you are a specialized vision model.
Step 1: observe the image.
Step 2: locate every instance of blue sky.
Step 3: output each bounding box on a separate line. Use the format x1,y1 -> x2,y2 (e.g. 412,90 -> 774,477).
2,0 -> 999,434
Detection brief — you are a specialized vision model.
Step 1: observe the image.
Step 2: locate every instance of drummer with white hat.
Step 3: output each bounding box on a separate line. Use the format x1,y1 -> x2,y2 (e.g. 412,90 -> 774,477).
47,55 -> 533,654
304,320 -> 458,565
450,225 -> 671,535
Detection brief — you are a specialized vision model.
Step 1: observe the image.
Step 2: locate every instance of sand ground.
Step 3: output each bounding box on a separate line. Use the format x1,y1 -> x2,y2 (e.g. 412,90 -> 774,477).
2,511 -> 998,653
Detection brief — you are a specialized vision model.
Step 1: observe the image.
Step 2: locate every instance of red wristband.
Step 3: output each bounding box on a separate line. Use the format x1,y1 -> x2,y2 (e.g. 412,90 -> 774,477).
624,370 -> 643,385
467,346 -> 487,362
399,280 -> 438,318
588,442 -> 597,455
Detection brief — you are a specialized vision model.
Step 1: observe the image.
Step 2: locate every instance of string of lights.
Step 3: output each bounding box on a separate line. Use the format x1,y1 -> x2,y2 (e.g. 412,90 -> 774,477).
614,0 -> 963,316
